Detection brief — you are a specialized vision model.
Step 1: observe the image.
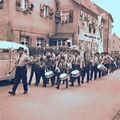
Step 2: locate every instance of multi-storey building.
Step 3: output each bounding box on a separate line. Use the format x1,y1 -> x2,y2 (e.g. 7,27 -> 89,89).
0,0 -> 114,53
109,33 -> 120,54
93,3 -> 114,52
0,0 -> 56,47
49,0 -> 105,53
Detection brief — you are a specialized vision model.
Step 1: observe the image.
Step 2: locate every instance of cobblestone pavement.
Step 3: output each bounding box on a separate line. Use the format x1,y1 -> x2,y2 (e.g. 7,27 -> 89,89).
0,69 -> 120,120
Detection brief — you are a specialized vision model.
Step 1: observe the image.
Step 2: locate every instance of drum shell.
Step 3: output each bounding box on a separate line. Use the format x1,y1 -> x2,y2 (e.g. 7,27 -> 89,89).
59,73 -> 69,81
97,64 -> 108,73
45,71 -> 54,78
71,70 -> 80,78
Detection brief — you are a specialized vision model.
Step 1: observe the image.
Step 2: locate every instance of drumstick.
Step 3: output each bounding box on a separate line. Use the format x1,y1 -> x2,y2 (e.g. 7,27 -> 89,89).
8,65 -> 16,74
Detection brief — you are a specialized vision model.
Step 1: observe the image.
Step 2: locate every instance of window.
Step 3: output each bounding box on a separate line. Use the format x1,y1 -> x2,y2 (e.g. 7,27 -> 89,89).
93,28 -> 96,34
20,36 -> 29,46
36,38 -> 44,47
0,0 -> 3,9
80,11 -> 84,21
43,5 -> 49,17
21,0 -> 29,11
89,24 -> 92,33
40,4 -> 54,19
61,10 -> 73,24
16,0 -> 34,13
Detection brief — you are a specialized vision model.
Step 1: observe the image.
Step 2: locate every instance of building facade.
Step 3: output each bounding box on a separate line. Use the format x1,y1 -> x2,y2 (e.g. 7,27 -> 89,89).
109,34 -> 120,54
0,0 -> 114,53
50,0 -> 105,53
0,0 -> 56,48
93,3 -> 114,52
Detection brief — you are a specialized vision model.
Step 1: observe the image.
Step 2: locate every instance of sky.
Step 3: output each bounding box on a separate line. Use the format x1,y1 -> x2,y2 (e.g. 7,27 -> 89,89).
91,0 -> 120,37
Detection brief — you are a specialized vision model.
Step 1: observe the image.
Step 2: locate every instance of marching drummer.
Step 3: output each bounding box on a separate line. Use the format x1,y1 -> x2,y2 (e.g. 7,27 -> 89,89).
45,53 -> 55,86
70,51 -> 81,86
56,56 -> 69,89
82,48 -> 91,83
35,56 -> 46,87
28,54 -> 39,85
90,53 -> 99,80
102,52 -> 110,76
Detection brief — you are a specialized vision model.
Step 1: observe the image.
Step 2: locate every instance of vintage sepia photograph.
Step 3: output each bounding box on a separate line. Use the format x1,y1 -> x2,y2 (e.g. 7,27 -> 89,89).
0,0 -> 120,120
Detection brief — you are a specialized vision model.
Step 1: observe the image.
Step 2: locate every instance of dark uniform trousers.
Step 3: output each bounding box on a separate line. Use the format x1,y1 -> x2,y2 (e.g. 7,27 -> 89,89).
97,69 -> 102,78
56,69 -> 68,89
90,64 -> 97,80
29,64 -> 37,84
36,68 -> 46,86
12,66 -> 28,92
81,64 -> 90,83
70,64 -> 80,86
46,66 -> 55,86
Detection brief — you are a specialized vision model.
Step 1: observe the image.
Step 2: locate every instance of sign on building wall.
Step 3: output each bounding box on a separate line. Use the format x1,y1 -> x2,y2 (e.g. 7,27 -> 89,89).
79,12 -> 104,53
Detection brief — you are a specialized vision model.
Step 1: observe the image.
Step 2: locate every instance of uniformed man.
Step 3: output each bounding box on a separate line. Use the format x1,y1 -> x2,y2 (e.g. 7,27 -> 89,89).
8,47 -> 31,95
35,56 -> 46,87
28,54 -> 38,85
45,54 -> 56,86
90,53 -> 99,80
70,51 -> 81,86
56,56 -> 69,89
81,48 -> 91,83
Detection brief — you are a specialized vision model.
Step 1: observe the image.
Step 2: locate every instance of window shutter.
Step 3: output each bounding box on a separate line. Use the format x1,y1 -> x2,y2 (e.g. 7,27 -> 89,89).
16,0 -> 21,11
0,0 -> 3,9
40,4 -> 44,17
69,10 -> 74,23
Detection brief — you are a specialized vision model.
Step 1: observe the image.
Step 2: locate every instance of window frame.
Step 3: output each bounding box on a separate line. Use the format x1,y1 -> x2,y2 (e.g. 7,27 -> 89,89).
36,38 -> 44,47
61,10 -> 70,24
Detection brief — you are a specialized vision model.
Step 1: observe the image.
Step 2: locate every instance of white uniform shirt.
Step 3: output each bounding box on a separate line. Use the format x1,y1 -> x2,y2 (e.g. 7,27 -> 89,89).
16,53 -> 31,67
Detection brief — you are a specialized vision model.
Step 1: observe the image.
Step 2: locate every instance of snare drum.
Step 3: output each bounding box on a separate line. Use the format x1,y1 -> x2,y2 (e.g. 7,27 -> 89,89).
59,73 -> 69,81
71,70 -> 80,78
45,71 -> 54,78
97,64 -> 108,73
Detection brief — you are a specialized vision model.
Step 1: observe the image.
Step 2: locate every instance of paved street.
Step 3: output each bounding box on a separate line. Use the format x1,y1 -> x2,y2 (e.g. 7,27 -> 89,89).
0,70 -> 120,120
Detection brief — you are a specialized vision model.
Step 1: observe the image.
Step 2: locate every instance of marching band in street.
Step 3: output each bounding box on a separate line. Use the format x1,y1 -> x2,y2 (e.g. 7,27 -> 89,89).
8,47 -> 120,95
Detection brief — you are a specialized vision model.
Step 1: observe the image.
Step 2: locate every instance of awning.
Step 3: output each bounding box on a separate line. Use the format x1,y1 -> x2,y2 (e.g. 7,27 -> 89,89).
49,33 -> 73,40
